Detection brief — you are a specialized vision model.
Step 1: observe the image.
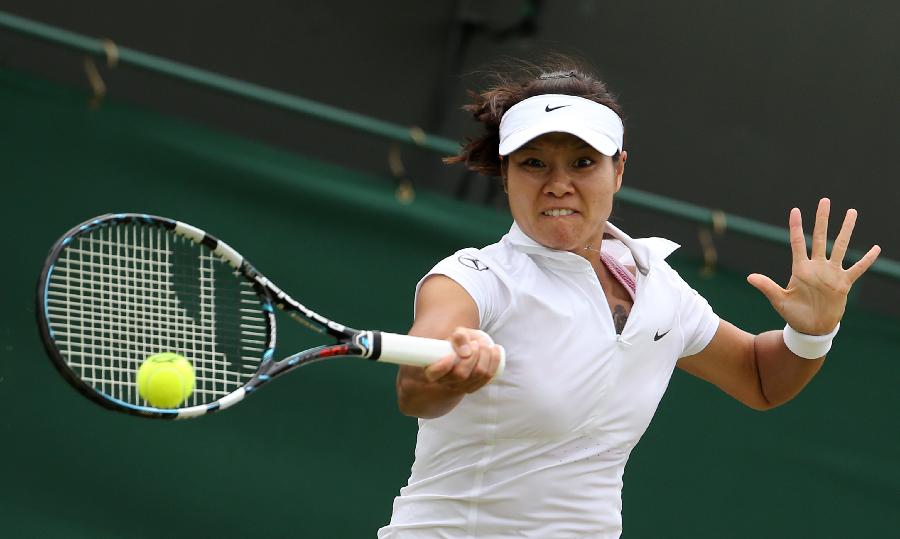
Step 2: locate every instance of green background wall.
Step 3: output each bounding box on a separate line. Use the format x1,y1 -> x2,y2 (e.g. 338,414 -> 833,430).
1,68 -> 897,537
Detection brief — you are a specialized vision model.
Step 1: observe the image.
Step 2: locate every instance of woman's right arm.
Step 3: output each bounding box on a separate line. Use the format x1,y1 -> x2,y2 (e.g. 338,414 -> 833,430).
396,275 -> 504,419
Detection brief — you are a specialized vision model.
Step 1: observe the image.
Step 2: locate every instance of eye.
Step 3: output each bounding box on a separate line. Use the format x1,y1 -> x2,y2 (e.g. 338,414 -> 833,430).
520,157 -> 545,168
573,157 -> 594,168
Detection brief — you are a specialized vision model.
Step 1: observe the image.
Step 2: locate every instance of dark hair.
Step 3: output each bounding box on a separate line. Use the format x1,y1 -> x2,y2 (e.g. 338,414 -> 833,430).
444,57 -> 624,177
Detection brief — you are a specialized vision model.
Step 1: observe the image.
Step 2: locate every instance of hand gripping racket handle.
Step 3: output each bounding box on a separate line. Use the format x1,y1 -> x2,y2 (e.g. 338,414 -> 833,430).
375,331 -> 506,379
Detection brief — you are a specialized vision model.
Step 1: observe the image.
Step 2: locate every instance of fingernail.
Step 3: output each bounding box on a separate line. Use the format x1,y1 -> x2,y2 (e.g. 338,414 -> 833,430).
459,344 -> 471,356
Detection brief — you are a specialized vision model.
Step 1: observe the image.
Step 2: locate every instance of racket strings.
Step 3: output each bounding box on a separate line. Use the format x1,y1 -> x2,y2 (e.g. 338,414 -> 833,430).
46,222 -> 268,407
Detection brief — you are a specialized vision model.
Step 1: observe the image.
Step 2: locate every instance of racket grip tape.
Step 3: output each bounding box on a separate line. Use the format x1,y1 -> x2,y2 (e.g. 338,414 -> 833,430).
375,332 -> 506,378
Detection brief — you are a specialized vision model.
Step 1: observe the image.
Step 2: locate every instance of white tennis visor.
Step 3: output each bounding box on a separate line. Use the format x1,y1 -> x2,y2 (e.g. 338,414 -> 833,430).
498,94 -> 624,156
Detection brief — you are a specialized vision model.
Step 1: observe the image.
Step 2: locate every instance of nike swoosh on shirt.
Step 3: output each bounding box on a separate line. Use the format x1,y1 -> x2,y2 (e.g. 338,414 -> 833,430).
653,329 -> 671,341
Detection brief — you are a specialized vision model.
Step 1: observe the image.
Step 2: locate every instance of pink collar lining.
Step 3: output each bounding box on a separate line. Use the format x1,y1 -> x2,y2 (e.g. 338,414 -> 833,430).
599,252 -> 637,301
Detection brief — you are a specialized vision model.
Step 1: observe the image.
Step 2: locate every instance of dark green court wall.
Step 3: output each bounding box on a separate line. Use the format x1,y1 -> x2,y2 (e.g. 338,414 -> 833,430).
1,68 -> 897,538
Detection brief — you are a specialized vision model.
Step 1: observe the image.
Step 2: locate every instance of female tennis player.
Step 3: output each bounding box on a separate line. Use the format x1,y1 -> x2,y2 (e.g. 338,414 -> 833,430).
378,60 -> 881,538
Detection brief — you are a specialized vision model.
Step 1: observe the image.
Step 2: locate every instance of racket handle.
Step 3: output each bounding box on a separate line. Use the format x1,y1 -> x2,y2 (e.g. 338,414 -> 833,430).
375,332 -> 506,379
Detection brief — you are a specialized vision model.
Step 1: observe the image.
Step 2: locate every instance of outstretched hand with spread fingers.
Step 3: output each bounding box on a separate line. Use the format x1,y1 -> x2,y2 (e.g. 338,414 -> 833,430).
746,198 -> 881,335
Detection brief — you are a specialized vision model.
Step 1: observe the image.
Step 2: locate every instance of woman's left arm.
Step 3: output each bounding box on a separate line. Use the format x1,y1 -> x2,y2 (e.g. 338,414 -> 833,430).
677,198 -> 881,410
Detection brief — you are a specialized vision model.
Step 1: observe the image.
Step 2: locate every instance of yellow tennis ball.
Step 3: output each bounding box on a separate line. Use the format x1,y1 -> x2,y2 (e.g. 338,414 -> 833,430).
137,353 -> 195,409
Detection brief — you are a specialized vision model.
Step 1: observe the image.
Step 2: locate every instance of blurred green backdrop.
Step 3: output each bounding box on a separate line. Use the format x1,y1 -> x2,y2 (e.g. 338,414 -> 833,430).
1,68 -> 897,537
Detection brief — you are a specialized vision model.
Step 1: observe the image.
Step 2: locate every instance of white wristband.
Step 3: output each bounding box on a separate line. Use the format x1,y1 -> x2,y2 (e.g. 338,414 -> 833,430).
782,323 -> 840,359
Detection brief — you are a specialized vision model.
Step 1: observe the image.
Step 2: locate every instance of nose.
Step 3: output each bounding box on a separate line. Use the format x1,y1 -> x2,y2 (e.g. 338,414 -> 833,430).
543,168 -> 575,197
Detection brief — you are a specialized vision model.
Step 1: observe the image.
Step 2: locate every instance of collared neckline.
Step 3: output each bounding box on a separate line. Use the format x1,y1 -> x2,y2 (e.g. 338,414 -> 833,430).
504,221 -> 678,275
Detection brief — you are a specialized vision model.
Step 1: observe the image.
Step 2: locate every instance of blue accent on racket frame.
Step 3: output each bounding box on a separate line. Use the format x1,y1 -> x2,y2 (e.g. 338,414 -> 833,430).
44,265 -> 54,339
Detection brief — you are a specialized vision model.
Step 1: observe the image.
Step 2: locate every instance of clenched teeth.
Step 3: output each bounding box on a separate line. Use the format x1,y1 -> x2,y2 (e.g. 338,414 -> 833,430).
542,209 -> 575,217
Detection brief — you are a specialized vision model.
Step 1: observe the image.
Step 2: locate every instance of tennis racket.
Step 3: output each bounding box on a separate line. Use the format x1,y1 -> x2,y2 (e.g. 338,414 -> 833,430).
36,213 -> 505,419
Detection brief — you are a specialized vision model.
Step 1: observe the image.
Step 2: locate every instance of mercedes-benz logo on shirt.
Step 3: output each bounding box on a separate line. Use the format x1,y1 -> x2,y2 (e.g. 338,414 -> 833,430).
458,255 -> 489,271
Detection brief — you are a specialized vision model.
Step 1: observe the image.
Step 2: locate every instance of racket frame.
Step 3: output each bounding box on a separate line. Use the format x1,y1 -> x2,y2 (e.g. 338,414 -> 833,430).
36,213 -> 434,419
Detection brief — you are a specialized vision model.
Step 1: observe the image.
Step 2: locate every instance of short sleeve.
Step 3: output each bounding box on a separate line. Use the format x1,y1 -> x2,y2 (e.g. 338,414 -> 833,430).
674,273 -> 720,357
414,249 -> 507,330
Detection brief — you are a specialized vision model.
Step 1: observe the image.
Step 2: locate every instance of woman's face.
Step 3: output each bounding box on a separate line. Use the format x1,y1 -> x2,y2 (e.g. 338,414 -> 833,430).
505,132 -> 626,253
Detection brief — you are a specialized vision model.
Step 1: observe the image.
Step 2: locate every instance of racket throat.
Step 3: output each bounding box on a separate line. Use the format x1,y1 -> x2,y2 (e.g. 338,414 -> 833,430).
354,331 -> 381,360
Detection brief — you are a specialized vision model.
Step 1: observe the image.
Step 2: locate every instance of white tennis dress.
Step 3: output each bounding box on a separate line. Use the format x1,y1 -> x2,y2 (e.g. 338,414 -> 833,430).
379,222 -> 719,539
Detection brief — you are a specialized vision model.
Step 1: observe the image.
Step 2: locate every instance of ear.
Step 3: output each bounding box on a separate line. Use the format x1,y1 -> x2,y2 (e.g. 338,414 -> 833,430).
614,150 -> 627,193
